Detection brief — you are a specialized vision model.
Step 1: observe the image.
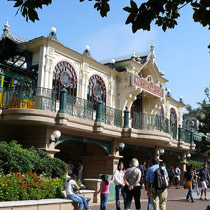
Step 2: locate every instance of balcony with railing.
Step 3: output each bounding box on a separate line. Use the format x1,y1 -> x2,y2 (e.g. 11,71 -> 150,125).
0,87 -> 196,147
132,112 -> 169,133
0,87 -> 56,111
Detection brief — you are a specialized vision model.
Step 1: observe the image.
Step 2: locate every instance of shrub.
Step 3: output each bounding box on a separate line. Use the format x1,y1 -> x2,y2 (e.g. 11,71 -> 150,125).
0,172 -> 64,201
0,141 -> 68,178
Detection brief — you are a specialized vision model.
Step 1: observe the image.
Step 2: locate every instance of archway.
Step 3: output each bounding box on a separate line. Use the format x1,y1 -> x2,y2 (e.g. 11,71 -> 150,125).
54,138 -> 111,178
120,144 -> 152,169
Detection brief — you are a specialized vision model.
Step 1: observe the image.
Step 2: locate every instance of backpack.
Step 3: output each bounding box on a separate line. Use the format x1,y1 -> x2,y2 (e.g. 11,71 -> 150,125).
153,166 -> 168,192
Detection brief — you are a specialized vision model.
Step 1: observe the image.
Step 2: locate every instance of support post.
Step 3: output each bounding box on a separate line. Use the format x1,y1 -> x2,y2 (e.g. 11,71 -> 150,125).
190,129 -> 194,144
123,106 -> 130,128
95,97 -> 103,122
178,124 -> 182,141
59,88 -> 68,113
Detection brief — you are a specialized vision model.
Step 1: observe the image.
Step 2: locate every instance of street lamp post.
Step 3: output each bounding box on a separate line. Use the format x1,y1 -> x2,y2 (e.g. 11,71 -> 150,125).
49,130 -> 61,144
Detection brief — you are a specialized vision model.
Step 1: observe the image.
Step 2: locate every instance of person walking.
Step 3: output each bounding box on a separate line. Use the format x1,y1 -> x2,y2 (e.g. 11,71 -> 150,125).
139,161 -> 147,189
174,165 -> 181,189
167,166 -> 174,188
184,164 -> 197,203
124,158 -> 141,210
95,174 -> 113,210
78,160 -> 83,182
67,160 -> 75,175
66,174 -> 91,210
199,163 -> 210,201
145,158 -> 168,210
113,161 -> 126,210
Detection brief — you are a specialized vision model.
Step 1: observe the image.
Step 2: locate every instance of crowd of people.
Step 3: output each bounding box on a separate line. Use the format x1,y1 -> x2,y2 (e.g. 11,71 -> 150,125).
64,158 -> 209,210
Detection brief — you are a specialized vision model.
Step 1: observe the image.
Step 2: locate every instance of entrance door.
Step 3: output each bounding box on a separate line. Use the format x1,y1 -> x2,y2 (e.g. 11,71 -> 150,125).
131,93 -> 143,128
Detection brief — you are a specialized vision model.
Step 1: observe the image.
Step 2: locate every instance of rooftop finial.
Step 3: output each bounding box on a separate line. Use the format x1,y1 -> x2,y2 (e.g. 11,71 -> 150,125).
83,45 -> 91,57
131,49 -> 137,60
5,17 -> 10,30
3,17 -> 10,37
147,40 -> 156,62
48,27 -> 57,40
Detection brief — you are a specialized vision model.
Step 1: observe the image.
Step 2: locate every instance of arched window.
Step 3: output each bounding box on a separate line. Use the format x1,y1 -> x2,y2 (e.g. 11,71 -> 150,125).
170,108 -> 177,127
156,105 -> 164,118
87,75 -> 106,108
53,61 -> 77,99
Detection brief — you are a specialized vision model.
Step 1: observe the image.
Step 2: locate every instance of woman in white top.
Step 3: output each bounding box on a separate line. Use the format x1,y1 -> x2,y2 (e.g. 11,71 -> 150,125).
114,161 -> 126,210
66,175 -> 90,210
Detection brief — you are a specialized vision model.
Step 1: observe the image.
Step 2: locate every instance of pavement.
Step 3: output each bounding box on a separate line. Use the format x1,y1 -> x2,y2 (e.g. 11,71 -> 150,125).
89,187 -> 210,210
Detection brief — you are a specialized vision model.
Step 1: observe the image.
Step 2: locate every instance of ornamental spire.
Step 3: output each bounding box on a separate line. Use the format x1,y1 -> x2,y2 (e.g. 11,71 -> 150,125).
3,17 -> 10,37
147,40 -> 156,63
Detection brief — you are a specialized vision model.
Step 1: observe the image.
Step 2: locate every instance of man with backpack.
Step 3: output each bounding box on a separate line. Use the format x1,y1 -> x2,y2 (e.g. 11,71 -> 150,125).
145,158 -> 168,210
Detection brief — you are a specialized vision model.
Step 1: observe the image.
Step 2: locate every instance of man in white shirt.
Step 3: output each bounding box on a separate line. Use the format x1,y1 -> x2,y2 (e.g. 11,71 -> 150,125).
66,175 -> 91,210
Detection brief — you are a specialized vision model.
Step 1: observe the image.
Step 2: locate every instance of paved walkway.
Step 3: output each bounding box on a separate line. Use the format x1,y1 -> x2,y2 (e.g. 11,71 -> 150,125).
90,188 -> 210,210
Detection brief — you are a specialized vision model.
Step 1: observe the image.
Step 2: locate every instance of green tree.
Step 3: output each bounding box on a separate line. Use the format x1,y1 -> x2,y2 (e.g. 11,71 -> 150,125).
197,86 -> 210,134
185,104 -> 201,115
9,0 -> 210,33
7,0 -> 210,50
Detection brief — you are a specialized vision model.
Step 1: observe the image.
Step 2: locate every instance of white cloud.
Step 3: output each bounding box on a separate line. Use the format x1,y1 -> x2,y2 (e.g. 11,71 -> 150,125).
83,23 -> 157,61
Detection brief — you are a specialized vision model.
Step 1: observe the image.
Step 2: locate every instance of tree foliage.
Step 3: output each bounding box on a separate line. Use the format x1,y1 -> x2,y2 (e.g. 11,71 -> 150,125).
9,0 -> 210,33
9,0 -> 52,22
197,86 -> 210,134
0,141 -> 68,178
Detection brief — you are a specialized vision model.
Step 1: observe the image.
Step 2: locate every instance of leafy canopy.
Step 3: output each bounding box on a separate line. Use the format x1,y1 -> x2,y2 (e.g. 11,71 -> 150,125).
9,0 -> 210,31
197,86 -> 210,134
8,0 -> 210,49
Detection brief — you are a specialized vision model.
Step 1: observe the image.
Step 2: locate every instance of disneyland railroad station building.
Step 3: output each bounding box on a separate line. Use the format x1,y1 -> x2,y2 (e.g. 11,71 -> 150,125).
0,21 -> 203,180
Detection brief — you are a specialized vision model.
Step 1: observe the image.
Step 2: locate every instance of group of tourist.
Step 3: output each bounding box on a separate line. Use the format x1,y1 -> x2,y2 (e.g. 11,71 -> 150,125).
64,158 -> 209,210
167,165 -> 181,189
184,163 -> 210,202
96,157 -> 168,210
67,160 -> 83,182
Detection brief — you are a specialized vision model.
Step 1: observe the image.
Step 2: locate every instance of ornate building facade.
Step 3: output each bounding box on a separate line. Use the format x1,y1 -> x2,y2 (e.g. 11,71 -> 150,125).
0,22 -> 199,178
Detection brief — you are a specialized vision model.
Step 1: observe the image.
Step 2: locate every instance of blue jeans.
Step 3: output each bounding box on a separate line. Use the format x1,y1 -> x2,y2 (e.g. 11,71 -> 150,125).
115,185 -> 126,210
186,188 -> 194,201
67,194 -> 90,210
147,196 -> 152,210
100,193 -> 108,210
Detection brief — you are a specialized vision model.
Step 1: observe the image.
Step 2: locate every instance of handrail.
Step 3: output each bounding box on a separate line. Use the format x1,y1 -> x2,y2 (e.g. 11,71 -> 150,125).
101,104 -> 122,127
132,112 -> 169,133
65,95 -> 94,121
0,87 -> 56,111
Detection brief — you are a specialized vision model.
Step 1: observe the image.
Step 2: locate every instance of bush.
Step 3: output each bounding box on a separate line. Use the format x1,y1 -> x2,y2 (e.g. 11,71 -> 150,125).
0,172 -> 64,201
0,141 -> 68,178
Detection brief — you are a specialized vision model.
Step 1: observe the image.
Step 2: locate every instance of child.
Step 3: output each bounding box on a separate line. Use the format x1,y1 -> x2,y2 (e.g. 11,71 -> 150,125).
95,174 -> 113,210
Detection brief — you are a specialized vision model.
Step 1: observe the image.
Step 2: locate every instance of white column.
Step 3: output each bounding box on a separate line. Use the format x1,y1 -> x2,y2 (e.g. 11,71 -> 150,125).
37,45 -> 47,88
48,59 -> 54,89
43,57 -> 50,89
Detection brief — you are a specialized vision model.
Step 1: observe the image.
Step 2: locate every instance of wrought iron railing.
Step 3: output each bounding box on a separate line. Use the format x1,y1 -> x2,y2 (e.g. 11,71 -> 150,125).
132,112 -> 169,133
65,95 -> 94,121
170,125 -> 177,140
102,105 -> 122,127
180,127 -> 191,143
0,87 -> 56,111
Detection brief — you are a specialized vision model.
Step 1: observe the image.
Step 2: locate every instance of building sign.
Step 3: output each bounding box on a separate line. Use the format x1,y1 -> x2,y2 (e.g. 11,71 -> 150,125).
132,74 -> 164,98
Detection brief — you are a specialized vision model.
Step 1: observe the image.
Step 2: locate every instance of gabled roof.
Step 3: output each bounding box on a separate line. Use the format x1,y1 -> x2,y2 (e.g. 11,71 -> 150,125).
140,58 -> 168,84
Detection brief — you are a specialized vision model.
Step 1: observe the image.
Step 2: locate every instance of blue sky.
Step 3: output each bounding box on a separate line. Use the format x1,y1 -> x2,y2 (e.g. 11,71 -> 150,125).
1,0 -> 210,111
